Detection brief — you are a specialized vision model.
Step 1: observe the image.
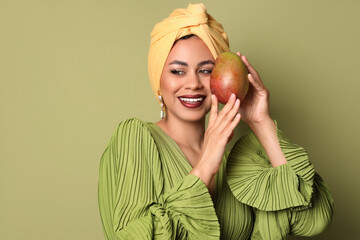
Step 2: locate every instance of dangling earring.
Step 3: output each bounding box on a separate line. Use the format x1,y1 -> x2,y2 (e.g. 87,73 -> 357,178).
158,95 -> 165,119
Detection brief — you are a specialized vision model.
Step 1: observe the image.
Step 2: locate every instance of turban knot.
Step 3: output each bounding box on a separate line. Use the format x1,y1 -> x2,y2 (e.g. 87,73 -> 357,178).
148,3 -> 230,100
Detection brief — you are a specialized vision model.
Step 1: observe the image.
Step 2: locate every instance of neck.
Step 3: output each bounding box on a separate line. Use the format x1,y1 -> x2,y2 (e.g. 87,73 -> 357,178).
156,115 -> 206,152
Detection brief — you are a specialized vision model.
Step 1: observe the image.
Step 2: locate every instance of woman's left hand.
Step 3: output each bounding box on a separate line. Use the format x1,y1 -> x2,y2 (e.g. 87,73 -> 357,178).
236,52 -> 271,126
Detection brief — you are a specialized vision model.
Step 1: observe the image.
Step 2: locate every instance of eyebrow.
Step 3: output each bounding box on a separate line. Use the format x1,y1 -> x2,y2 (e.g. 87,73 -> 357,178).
169,60 -> 215,67
198,60 -> 215,67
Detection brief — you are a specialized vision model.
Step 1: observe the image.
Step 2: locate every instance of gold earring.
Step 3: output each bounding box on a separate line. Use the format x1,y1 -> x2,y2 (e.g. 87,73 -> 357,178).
158,95 -> 165,119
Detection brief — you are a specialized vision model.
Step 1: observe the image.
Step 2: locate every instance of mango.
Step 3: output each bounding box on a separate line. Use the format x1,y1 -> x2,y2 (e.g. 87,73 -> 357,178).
210,52 -> 249,104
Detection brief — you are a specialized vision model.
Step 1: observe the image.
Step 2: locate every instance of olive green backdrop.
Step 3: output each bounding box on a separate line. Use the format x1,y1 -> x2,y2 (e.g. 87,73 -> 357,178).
1,0 -> 359,239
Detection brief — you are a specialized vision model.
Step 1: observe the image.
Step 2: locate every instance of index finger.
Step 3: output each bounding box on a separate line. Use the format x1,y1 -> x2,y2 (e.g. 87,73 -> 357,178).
208,94 -> 218,127
241,55 -> 260,79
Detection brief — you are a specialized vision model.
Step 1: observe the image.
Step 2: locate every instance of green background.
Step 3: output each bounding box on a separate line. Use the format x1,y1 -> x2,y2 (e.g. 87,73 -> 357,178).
1,0 -> 359,239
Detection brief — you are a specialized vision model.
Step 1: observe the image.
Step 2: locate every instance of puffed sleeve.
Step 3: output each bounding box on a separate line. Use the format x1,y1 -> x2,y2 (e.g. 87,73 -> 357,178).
226,120 -> 334,238
98,118 -> 220,240
245,173 -> 334,239
289,172 -> 334,236
227,121 -> 316,211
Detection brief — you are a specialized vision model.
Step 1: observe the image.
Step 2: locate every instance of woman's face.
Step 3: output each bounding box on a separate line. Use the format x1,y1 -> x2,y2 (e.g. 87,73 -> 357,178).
160,36 -> 215,122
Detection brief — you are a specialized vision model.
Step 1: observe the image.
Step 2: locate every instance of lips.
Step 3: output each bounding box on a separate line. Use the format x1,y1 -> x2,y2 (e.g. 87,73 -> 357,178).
178,94 -> 206,108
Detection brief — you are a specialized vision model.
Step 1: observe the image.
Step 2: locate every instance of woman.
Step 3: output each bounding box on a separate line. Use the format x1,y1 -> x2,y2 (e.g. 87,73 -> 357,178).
98,3 -> 334,239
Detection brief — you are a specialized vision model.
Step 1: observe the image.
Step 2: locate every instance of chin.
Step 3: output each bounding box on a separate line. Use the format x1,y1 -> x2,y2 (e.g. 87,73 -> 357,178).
176,108 -> 210,123
184,113 -> 207,122
166,98 -> 211,123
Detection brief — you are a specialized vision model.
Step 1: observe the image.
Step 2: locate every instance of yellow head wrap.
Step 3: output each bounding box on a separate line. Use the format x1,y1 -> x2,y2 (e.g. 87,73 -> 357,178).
148,3 -> 230,100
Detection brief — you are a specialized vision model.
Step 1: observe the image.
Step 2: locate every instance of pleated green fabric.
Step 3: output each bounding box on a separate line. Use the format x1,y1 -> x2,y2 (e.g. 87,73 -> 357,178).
227,121 -> 315,211
98,118 -> 334,239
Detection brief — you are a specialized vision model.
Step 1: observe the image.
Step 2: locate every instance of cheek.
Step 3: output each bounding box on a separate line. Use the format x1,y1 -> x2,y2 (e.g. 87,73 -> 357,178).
203,78 -> 212,109
160,73 -> 182,100
162,81 -> 181,96
202,77 -> 211,93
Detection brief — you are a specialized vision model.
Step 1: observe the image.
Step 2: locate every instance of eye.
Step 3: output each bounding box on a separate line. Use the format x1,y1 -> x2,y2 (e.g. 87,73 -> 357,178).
171,69 -> 186,75
199,69 -> 212,74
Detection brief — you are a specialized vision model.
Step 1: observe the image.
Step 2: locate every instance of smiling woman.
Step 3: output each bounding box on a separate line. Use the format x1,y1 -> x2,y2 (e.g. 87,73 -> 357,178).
98,3 -> 334,239
159,36 -> 214,124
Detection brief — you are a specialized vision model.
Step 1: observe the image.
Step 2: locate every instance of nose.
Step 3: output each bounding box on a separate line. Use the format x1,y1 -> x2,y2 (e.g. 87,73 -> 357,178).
185,72 -> 203,90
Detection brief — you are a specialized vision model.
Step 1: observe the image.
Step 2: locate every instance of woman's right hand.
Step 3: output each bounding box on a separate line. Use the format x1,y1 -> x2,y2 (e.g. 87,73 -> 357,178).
190,93 -> 241,187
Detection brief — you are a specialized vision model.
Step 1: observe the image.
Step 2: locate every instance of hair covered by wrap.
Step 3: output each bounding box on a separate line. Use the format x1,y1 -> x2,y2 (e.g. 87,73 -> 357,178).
148,3 -> 230,101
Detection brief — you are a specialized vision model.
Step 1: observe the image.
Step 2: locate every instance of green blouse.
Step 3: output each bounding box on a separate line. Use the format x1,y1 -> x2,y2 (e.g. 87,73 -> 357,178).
98,118 -> 334,239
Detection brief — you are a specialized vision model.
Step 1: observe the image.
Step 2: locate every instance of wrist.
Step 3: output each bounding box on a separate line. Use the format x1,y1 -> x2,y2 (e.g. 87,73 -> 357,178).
248,117 -> 287,167
248,115 -> 274,131
189,161 -> 217,187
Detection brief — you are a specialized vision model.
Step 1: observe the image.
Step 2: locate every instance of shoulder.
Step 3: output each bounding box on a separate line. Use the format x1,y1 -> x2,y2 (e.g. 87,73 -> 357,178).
113,117 -> 151,136
229,130 -> 270,164
111,118 -> 158,148
99,118 -> 160,180
116,117 -> 148,129
104,118 -> 159,160
233,130 -> 261,151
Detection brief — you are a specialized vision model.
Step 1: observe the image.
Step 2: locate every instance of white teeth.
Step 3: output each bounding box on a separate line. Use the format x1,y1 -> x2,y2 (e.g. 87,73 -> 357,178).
179,97 -> 204,103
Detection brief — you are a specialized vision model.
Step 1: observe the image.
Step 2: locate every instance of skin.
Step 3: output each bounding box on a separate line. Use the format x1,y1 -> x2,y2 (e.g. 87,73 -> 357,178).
156,36 -> 287,196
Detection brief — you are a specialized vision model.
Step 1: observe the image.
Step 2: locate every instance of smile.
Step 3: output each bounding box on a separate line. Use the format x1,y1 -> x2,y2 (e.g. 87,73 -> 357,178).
178,95 -> 206,108
179,97 -> 204,103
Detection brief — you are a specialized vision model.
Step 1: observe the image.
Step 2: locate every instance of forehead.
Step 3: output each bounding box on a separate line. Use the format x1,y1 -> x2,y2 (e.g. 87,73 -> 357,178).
166,37 -> 215,64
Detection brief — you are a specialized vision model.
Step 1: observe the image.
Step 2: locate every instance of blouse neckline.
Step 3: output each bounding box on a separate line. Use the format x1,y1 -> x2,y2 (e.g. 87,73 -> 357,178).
145,121 -> 219,200
151,122 -> 191,164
